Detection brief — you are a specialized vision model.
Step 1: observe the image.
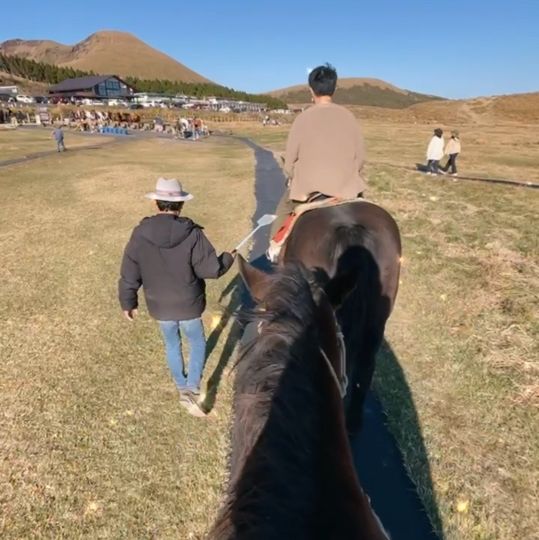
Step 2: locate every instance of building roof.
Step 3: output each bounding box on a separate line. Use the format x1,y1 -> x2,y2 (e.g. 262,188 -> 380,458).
50,75 -> 133,93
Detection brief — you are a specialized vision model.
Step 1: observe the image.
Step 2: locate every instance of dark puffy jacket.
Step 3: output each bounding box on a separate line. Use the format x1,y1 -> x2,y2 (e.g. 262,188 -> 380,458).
119,214 -> 233,320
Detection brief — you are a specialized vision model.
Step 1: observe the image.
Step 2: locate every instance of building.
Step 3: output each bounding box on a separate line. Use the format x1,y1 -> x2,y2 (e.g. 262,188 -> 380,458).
49,75 -> 136,100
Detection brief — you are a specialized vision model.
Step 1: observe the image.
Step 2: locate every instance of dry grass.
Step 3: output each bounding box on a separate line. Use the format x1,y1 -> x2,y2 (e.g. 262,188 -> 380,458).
1,119 -> 538,539
0,127 -> 110,161
0,135 -> 254,538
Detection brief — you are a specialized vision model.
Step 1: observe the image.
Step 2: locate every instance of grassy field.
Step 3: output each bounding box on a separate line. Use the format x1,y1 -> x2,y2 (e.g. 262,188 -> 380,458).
1,120 -> 538,539
0,135 -> 254,538
0,127 -> 111,161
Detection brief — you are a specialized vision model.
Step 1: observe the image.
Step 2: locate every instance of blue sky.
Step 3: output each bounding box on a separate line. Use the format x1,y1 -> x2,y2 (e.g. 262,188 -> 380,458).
1,0 -> 538,98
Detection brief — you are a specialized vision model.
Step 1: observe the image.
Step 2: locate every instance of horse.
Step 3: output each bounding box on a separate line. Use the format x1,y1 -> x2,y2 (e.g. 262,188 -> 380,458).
208,261 -> 390,540
277,200 -> 402,433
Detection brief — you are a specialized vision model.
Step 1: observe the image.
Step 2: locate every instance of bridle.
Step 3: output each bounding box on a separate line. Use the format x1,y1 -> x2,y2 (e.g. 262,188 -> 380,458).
319,325 -> 348,398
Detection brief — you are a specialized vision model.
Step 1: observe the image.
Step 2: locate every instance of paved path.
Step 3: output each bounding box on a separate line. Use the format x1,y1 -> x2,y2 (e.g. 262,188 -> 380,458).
238,137 -> 442,539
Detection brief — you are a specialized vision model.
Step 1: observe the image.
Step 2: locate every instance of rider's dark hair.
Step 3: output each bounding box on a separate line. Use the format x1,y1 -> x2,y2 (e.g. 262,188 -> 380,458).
434,128 -> 443,137
156,200 -> 184,212
308,64 -> 337,97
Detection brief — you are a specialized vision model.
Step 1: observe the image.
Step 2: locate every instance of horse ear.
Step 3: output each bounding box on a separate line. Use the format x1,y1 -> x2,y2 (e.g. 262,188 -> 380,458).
237,255 -> 272,303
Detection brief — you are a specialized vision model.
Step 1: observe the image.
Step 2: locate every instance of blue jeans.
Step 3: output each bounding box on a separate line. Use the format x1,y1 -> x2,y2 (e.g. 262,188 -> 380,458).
427,159 -> 440,173
157,318 -> 206,392
56,139 -> 65,152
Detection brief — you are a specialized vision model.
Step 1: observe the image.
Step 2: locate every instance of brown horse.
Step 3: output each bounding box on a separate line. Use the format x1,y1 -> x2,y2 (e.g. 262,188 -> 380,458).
208,261 -> 390,540
282,200 -> 401,433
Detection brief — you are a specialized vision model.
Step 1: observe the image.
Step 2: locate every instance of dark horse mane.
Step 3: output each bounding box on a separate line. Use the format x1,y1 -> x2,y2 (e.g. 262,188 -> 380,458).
209,263 -> 387,540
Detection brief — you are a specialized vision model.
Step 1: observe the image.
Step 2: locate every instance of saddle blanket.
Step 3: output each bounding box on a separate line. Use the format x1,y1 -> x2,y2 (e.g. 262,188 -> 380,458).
267,196 -> 367,262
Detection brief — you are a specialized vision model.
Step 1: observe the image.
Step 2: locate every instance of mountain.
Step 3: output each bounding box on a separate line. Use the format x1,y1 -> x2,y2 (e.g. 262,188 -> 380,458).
0,31 -> 210,83
269,77 -> 443,109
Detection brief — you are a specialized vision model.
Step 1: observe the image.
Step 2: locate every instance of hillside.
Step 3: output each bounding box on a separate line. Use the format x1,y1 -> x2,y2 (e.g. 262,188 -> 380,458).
405,92 -> 539,124
0,31 -> 210,83
336,92 -> 539,126
269,77 -> 443,109
0,71 -> 48,94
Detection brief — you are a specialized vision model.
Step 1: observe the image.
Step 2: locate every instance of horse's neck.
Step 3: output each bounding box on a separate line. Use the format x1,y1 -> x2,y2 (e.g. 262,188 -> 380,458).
224,355 -> 325,538
219,352 -> 384,540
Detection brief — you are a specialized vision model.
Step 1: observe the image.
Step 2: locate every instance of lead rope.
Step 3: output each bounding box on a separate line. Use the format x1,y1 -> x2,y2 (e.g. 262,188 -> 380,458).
319,327 -> 348,398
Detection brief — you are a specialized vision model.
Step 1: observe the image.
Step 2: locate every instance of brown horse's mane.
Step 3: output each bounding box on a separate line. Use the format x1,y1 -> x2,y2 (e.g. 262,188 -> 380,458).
209,263 -> 387,540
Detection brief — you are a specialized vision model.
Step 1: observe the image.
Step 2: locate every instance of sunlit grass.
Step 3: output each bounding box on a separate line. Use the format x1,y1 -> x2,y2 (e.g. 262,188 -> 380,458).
1,120 -> 537,539
0,127 -> 110,161
0,135 -> 254,538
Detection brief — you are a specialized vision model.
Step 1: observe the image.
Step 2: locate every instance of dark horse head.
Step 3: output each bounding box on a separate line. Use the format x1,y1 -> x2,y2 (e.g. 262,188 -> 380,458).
208,258 -> 389,540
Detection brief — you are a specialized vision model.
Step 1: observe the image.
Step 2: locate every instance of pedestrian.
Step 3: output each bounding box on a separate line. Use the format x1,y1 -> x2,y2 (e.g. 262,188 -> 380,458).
193,117 -> 202,140
425,128 -> 444,174
118,178 -> 236,415
269,63 -> 366,255
52,126 -> 65,152
440,130 -> 461,176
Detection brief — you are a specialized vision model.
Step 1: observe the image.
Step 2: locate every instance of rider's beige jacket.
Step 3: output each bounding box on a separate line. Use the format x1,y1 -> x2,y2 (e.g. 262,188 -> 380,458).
284,102 -> 367,201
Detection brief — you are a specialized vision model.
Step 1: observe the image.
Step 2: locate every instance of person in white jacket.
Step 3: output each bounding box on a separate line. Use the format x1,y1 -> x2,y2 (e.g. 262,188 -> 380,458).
425,128 -> 444,174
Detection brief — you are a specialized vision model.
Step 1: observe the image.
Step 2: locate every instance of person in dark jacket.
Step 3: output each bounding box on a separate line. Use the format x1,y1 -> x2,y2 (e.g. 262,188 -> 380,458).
119,177 -> 235,414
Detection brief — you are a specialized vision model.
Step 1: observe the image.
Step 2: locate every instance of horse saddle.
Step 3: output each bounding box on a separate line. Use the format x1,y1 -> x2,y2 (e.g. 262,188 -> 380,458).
267,194 -> 365,262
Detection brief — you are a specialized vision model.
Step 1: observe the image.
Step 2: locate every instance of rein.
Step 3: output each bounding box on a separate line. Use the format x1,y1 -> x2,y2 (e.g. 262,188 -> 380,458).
320,327 -> 348,398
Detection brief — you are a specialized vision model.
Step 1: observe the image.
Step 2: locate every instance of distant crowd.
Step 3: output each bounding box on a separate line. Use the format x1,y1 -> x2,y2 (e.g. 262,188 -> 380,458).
63,110 -> 210,139
0,106 -> 210,140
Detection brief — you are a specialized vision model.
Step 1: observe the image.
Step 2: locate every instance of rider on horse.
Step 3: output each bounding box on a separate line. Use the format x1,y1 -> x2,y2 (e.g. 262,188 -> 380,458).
270,63 -> 367,250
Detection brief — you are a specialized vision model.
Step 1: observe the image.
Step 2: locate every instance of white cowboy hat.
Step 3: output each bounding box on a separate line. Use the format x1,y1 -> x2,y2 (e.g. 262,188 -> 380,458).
145,177 -> 193,202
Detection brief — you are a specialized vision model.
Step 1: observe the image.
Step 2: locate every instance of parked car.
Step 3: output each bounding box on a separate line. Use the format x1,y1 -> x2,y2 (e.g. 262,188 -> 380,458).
128,103 -> 143,110
16,95 -> 35,104
34,96 -> 48,104
107,99 -> 128,107
0,93 -> 16,104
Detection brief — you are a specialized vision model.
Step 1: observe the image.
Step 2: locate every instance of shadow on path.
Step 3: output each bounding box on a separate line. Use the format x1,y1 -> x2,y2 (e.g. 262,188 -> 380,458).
202,276 -> 243,413
201,138 -> 284,410
234,137 -> 286,260
354,339 -> 443,539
